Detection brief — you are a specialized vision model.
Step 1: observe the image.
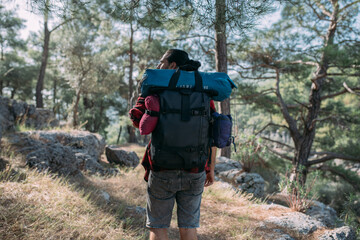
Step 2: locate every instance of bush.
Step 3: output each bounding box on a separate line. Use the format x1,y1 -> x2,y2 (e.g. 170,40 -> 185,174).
278,169 -> 319,212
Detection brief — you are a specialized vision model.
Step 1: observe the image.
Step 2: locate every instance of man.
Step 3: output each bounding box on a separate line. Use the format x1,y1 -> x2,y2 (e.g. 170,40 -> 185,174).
130,49 -> 217,240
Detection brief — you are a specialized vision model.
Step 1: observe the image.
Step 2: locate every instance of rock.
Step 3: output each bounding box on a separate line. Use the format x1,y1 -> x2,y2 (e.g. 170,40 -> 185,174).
218,169 -> 265,198
26,143 -> 80,176
25,108 -> 59,129
258,203 -> 289,211
75,152 -> 118,176
268,229 -> 295,240
318,226 -> 357,240
263,212 -> 325,235
257,222 -> 295,240
25,130 -> 106,160
127,206 -> 146,216
11,130 -> 113,176
12,100 -> 29,118
0,97 -> 14,140
0,96 -> 58,143
215,156 -> 265,198
105,146 -> 139,168
215,156 -> 242,173
305,200 -> 342,228
219,169 -> 241,180
100,190 -> 110,204
135,206 -> 146,215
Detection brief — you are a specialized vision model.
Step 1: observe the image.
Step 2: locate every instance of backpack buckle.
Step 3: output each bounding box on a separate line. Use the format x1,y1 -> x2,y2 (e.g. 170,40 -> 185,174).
192,110 -> 199,115
186,146 -> 196,152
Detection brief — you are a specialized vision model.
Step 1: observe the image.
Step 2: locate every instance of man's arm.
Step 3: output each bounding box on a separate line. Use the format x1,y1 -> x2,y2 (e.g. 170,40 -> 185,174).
204,147 -> 217,187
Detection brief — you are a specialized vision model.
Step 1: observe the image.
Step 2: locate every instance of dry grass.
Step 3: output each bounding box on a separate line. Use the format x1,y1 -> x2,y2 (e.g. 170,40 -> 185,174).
0,169 -> 148,240
0,143 -> 333,240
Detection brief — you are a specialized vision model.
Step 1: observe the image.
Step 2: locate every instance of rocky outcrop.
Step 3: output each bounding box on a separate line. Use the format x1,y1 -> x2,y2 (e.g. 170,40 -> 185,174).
215,156 -> 265,198
25,108 -> 59,129
318,226 -> 357,240
26,130 -> 106,160
27,143 -> 80,176
257,209 -> 357,240
0,96 -> 34,139
8,130 -> 117,176
306,200 -> 342,228
262,212 -> 325,235
0,96 -> 59,143
105,146 -> 139,168
215,156 -> 242,173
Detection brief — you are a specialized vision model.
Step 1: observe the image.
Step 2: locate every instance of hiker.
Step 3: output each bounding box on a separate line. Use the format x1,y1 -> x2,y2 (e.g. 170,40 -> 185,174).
129,49 -> 217,240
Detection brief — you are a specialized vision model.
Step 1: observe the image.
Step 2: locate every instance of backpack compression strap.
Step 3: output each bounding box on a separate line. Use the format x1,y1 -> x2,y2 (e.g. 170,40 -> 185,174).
167,70 -> 205,121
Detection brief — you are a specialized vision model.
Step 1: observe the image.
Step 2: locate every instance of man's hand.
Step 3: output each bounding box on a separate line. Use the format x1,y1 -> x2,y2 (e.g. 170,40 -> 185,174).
204,170 -> 215,187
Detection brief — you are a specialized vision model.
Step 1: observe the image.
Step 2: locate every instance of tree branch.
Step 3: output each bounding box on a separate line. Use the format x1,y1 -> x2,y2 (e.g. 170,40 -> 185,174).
338,0 -> 360,14
254,122 -> 289,136
240,88 -> 276,100
238,72 -> 276,80
314,0 -> 332,17
235,63 -> 273,70
261,137 -> 294,150
264,145 -> 293,161
169,34 -> 216,42
314,165 -> 360,192
275,60 -> 319,67
321,86 -> 360,100
275,68 -> 301,141
49,17 -> 77,33
327,73 -> 360,77
343,82 -> 360,96
308,152 -> 360,166
305,0 -> 330,20
309,116 -> 336,131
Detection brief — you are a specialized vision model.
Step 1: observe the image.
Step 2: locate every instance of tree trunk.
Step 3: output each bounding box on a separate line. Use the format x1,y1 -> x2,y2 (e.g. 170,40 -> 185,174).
117,125 -> 122,144
215,0 -> 231,158
127,125 -> 137,143
10,88 -> 16,99
128,20 -> 137,143
290,1 -> 339,185
53,77 -> 57,115
94,99 -> 104,132
1,41 -> 4,60
36,0 -> 50,108
73,87 -> 82,127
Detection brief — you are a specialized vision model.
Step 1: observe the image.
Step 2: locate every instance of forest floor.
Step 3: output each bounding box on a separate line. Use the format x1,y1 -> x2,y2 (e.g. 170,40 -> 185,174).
0,143 -> 332,240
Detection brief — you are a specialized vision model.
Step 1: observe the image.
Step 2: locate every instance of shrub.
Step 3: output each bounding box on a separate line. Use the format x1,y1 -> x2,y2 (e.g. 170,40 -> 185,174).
233,135 -> 264,172
278,169 -> 319,212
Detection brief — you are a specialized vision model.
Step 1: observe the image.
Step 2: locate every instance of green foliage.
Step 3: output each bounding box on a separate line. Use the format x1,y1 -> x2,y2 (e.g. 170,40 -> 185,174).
105,115 -> 133,145
340,194 -> 360,235
0,5 -> 26,52
232,135 -> 264,172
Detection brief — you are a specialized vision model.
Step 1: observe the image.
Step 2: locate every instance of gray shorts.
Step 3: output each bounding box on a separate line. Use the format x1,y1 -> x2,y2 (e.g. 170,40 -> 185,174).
146,170 -> 206,229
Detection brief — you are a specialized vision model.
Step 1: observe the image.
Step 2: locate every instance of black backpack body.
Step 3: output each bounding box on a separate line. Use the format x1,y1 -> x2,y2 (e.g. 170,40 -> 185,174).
150,70 -> 211,171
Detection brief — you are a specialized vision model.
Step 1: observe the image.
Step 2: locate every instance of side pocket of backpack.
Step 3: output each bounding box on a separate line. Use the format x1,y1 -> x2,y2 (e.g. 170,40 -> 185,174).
211,112 -> 233,148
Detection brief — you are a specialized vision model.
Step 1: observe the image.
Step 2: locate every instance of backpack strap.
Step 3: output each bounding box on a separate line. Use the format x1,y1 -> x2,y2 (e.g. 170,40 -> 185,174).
168,70 -> 204,91
194,71 -> 203,92
168,69 -> 181,89
145,109 -> 160,117
168,70 -> 205,121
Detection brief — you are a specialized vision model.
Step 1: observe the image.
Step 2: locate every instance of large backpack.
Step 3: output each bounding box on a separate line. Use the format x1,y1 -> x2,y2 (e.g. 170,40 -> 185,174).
149,70 -> 212,171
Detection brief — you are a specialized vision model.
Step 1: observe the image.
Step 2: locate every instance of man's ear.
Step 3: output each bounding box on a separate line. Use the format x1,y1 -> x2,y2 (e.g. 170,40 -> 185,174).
169,62 -> 177,69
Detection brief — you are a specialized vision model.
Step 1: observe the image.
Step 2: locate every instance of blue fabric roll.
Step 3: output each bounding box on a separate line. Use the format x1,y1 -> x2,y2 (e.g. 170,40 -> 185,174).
140,69 -> 237,101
